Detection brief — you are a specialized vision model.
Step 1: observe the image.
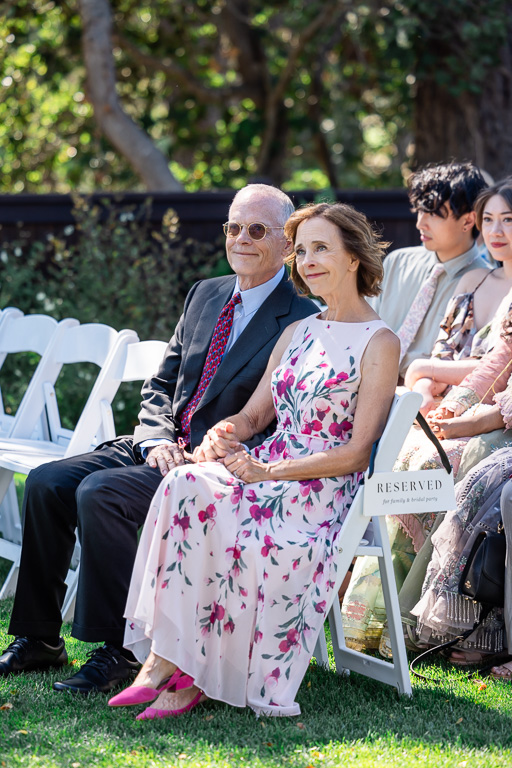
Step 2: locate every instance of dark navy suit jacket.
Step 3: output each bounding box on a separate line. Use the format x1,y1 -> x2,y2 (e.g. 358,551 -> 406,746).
133,273 -> 317,451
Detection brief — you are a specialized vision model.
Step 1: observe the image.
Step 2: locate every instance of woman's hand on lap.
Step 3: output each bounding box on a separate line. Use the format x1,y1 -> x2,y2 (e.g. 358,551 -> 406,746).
224,450 -> 272,483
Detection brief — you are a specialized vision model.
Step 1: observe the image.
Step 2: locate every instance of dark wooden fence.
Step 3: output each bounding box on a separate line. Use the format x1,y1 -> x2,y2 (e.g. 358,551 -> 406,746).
0,189 -> 417,251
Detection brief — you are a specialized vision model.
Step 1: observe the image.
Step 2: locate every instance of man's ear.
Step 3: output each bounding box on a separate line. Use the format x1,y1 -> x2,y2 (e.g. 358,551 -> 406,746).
282,239 -> 294,258
462,210 -> 477,232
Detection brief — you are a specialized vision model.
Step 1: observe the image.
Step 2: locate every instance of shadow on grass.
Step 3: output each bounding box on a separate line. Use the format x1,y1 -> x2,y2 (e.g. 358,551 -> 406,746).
2,616 -> 512,766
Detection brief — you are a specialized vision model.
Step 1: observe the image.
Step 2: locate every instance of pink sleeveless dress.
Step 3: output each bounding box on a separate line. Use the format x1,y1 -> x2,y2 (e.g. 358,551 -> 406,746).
124,314 -> 388,716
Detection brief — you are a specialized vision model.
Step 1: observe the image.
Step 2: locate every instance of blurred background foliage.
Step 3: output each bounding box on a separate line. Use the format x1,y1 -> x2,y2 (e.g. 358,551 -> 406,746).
1,0 -> 510,194
0,198 -> 227,432
0,0 -> 511,431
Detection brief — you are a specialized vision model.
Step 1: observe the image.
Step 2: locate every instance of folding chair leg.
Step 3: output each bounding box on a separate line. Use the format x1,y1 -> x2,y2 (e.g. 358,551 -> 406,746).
0,468 -> 15,508
0,480 -> 21,543
61,565 -> 79,624
0,563 -> 19,600
328,601 -> 351,677
373,516 -> 412,696
313,622 -> 330,668
0,537 -> 21,599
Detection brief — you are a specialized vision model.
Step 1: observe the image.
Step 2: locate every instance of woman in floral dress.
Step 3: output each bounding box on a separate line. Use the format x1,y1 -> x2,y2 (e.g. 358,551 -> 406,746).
109,202 -> 399,719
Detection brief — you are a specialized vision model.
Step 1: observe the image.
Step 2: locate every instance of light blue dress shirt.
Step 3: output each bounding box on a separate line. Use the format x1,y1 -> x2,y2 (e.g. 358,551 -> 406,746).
141,266 -> 286,453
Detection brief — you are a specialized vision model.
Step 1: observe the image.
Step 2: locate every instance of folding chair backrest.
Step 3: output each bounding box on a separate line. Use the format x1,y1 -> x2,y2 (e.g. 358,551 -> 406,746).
96,339 -> 168,441
0,309 -> 26,377
366,391 -> 423,478
119,339 -> 168,382
51,323 -> 121,367
0,313 -> 77,438
6,323 -> 136,452
62,327 -> 140,456
0,313 -> 58,356
0,307 -> 25,365
0,308 -> 24,417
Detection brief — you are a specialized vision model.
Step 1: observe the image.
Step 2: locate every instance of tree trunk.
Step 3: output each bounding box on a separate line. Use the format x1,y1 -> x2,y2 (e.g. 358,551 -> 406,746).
79,0 -> 182,191
413,21 -> 512,179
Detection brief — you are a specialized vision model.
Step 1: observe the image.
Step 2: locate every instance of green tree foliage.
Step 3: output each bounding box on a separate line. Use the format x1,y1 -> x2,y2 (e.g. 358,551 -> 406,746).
0,198 -> 227,432
0,0 -> 510,193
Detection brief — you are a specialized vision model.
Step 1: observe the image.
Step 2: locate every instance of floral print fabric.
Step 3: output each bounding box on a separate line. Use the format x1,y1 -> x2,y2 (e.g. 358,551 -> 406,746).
411,447 -> 512,653
431,270 -> 496,361
124,315 -> 387,716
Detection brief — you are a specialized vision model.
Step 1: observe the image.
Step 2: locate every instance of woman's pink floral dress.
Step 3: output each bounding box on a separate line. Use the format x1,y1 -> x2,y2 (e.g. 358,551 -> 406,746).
124,315 -> 388,716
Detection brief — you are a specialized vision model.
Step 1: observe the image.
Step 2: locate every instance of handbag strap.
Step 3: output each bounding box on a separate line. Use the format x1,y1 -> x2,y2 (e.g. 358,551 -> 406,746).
367,410 -> 452,479
409,606 -> 491,682
415,412 -> 453,475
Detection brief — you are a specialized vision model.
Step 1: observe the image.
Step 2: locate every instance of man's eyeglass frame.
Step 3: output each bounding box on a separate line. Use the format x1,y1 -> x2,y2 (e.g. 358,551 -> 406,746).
223,222 -> 285,241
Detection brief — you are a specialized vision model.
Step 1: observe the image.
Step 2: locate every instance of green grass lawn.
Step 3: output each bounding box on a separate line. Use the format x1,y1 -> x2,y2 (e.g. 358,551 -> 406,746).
1,583 -> 512,768
2,474 -> 512,766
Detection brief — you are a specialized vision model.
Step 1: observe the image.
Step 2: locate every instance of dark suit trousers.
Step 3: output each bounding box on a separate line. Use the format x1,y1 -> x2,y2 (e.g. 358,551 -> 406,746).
8,438 -> 163,646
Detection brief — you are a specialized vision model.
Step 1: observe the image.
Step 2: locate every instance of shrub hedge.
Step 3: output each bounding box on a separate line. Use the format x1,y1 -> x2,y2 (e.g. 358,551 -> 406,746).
0,195 -> 229,435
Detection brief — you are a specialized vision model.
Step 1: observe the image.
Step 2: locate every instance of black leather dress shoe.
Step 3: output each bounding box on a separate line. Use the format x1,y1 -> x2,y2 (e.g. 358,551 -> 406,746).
0,636 -> 67,676
53,644 -> 139,695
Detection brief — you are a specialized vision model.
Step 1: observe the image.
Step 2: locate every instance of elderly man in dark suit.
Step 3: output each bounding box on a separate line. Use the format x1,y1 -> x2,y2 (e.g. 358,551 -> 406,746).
0,184 -> 316,693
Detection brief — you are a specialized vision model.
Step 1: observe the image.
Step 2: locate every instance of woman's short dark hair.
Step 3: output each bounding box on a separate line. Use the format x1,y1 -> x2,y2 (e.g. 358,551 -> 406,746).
474,177 -> 512,230
284,203 -> 388,298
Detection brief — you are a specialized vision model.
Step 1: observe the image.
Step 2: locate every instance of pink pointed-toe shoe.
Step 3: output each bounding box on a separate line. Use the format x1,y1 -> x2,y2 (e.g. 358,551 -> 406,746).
136,688 -> 205,720
108,668 -> 194,707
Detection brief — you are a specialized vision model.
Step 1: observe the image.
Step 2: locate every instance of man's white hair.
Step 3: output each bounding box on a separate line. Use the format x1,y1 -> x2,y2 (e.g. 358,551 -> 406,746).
231,184 -> 294,226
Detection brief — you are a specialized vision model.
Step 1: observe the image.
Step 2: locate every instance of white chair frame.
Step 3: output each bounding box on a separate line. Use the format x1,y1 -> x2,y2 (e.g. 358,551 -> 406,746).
0,325 -> 140,599
0,312 -> 79,543
313,390 -> 423,696
60,338 -> 168,622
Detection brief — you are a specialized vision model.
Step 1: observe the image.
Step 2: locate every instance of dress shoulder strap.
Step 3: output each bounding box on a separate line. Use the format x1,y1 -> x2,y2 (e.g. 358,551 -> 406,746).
474,268 -> 498,293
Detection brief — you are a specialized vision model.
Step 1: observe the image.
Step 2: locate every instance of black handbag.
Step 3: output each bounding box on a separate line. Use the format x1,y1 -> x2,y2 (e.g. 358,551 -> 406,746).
459,525 -> 506,607
407,419 -> 506,681
411,521 -> 507,681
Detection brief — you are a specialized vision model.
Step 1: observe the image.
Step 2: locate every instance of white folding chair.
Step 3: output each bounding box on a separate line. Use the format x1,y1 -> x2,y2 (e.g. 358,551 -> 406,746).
0,325 -> 139,598
0,308 -> 25,528
0,307 -> 25,380
60,338 -> 168,621
0,314 -> 80,440
313,391 -> 422,696
0,313 -> 80,543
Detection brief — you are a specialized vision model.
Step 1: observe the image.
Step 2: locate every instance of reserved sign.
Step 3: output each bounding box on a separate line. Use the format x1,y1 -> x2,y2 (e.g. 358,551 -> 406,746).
363,468 -> 456,517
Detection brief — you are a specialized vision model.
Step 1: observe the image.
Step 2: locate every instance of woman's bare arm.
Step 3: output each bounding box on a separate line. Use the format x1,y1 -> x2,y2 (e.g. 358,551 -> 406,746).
224,328 -> 400,482
405,357 -> 479,389
429,404 -> 505,440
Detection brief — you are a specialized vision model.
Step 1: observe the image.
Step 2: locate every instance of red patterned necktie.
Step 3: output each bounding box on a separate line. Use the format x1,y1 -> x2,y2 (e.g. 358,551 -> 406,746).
179,292 -> 242,443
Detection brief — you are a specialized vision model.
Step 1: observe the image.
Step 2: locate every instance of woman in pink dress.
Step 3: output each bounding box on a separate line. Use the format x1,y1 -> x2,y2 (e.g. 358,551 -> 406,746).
109,203 -> 399,719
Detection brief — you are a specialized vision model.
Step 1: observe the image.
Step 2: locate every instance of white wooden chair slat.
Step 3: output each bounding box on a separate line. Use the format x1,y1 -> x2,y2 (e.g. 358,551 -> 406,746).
0,308 -> 24,374
0,314 -> 59,355
0,311 -> 77,545
60,338 -> 168,621
312,390 -> 422,696
51,323 -> 121,367
0,325 -> 140,599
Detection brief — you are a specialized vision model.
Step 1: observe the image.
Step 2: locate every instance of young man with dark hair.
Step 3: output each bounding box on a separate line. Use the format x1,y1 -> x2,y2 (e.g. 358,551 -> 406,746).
372,162 -> 489,378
